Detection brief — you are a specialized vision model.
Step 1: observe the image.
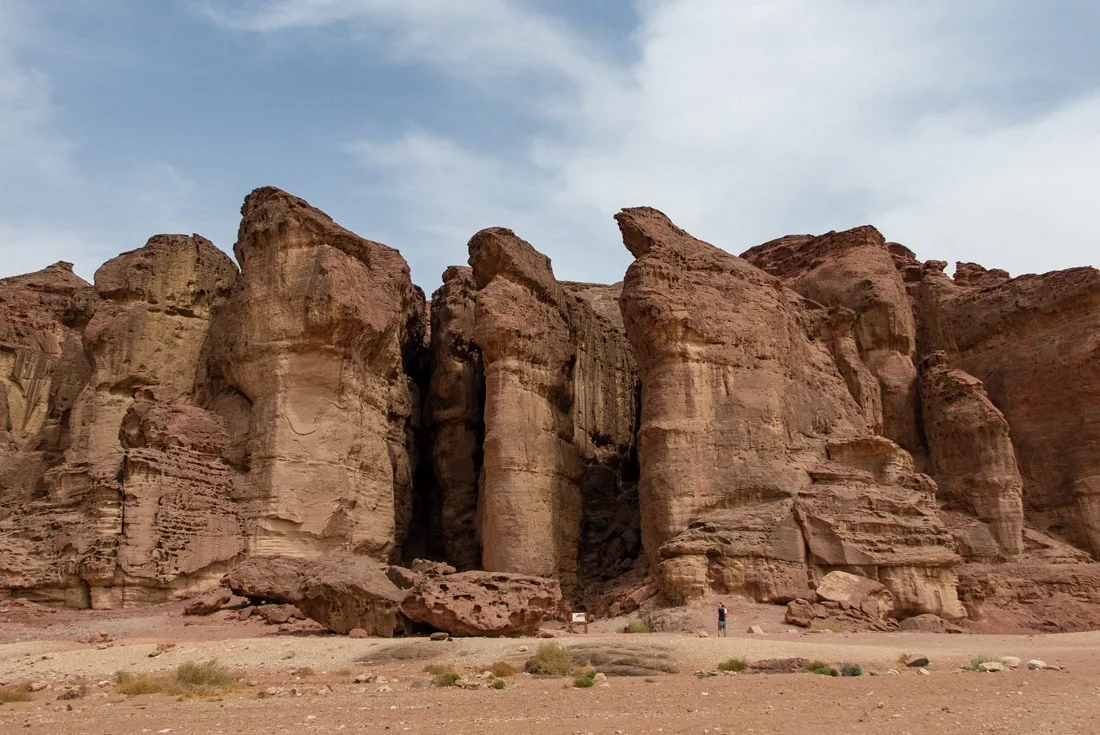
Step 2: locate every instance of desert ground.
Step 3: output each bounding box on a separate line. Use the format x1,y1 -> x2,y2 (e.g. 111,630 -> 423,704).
1,599 -> 1098,735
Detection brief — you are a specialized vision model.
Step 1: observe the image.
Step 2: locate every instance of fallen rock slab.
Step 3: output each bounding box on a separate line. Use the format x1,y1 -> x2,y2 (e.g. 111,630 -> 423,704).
225,555 -> 408,635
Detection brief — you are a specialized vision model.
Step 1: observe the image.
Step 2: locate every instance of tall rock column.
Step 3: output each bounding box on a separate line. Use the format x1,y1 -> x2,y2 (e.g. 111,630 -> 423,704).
215,187 -> 421,560
920,352 -> 1024,557
469,228 -> 582,586
426,266 -> 484,570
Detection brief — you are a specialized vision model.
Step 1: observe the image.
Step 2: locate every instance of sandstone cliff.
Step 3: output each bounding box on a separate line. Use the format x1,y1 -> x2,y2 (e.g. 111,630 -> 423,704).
2,188 -> 1099,633
617,207 -> 962,617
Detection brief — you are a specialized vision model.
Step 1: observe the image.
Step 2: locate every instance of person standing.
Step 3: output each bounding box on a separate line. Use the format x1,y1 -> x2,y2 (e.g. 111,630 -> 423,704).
717,603 -> 728,637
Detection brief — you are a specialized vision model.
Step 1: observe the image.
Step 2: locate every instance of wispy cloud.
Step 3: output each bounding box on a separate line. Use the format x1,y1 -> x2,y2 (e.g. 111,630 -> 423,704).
201,0 -> 1100,286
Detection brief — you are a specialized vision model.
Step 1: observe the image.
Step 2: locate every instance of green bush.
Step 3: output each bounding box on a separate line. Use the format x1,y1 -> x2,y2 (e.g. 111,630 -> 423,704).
717,657 -> 748,672
805,660 -> 839,677
573,675 -> 595,688
434,672 -> 461,687
627,619 -> 651,634
839,663 -> 862,677
524,643 -> 575,676
962,655 -> 996,672
491,679 -> 506,690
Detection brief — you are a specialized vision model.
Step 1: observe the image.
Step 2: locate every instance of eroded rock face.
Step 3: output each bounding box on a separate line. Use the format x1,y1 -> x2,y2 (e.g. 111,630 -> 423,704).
213,187 -> 423,559
0,263 -> 96,495
742,226 -> 922,457
400,570 -> 561,637
468,228 -> 582,585
617,207 -> 962,617
917,265 -> 1100,555
920,352 -> 1024,558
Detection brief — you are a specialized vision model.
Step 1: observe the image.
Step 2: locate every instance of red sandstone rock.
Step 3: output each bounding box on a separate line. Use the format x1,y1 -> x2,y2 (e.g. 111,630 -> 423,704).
400,571 -> 561,637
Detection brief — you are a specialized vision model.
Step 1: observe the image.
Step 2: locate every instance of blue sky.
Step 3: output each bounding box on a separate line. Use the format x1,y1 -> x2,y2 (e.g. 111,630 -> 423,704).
2,0 -> 1098,290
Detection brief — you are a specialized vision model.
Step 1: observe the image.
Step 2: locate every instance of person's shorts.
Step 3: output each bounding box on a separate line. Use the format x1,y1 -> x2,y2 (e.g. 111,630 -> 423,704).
717,620 -> 727,630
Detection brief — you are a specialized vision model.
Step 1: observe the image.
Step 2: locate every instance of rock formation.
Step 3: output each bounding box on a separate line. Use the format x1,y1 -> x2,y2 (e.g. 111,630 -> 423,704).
916,263 -> 1100,556
425,266 -> 483,570
743,226 -> 922,457
2,186 -> 1099,634
210,187 -> 423,559
617,207 -> 962,617
920,351 -> 1024,557
400,570 -> 562,637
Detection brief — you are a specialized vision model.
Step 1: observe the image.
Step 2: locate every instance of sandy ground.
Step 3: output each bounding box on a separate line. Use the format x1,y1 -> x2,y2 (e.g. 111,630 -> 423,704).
2,601 -> 1099,734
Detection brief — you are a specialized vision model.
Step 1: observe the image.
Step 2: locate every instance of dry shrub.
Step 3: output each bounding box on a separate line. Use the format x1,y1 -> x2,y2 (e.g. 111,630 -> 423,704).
524,643 -> 575,676
0,683 -> 34,702
116,660 -> 238,697
489,661 -> 519,677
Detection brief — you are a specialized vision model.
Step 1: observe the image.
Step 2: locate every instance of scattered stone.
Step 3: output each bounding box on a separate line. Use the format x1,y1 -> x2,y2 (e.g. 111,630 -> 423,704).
348,629 -> 369,639
1000,656 -> 1021,668
747,625 -> 765,635
184,587 -> 233,616
353,673 -> 374,684
429,632 -> 450,641
376,685 -> 393,693
918,668 -> 930,676
1027,659 -> 1049,670
978,661 -> 1005,672
906,657 -> 930,668
28,682 -> 48,692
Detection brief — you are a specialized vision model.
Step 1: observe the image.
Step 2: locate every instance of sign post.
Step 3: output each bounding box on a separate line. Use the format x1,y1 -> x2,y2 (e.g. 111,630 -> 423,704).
569,611 -> 588,634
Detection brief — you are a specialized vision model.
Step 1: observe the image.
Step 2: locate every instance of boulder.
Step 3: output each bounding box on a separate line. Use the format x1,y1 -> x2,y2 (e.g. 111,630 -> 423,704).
400,571 -> 561,637
184,587 -> 233,616
784,599 -> 815,627
226,555 -> 408,636
814,571 -> 894,619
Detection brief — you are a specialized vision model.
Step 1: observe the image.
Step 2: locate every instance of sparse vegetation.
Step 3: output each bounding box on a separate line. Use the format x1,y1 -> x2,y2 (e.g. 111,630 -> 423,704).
115,660 -> 238,697
524,642 -> 576,676
0,682 -> 34,702
424,663 -> 461,686
292,666 -> 314,677
491,678 -> 506,689
805,660 -> 839,677
627,619 -> 652,634
573,668 -> 598,688
962,655 -> 997,672
489,660 -> 519,677
717,657 -> 748,673
435,672 -> 461,687
840,663 -> 863,677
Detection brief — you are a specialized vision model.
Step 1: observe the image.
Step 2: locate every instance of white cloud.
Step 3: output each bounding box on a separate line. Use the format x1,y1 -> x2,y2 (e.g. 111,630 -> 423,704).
192,0 -> 1100,284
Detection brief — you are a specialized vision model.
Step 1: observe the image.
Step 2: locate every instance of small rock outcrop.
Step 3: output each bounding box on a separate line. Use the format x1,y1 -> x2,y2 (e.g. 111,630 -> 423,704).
400,570 -> 561,637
